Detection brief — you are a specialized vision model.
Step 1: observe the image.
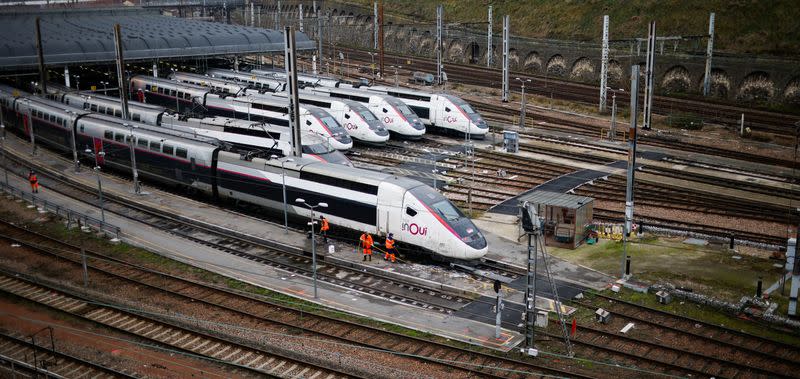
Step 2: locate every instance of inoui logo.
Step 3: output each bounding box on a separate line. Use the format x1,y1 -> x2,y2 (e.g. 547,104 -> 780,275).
402,222 -> 428,236
445,115 -> 458,123
383,116 -> 394,124
344,122 -> 357,130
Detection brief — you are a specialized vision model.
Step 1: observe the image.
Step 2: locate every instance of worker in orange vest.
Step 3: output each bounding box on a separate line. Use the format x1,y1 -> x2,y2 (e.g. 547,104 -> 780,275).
360,232 -> 373,261
28,170 -> 39,193
384,233 -> 397,263
319,215 -> 330,242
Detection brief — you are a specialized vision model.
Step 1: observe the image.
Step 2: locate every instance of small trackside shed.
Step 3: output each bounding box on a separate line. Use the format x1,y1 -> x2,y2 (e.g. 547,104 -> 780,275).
519,191 -> 593,249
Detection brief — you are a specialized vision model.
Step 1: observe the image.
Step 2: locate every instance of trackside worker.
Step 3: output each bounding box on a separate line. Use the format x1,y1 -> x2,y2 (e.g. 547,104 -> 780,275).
360,232 -> 373,261
320,215 -> 329,242
384,233 -> 397,263
28,170 -> 39,193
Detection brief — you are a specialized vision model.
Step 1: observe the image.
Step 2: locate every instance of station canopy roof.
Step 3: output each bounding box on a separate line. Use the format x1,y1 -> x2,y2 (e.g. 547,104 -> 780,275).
0,7 -> 315,71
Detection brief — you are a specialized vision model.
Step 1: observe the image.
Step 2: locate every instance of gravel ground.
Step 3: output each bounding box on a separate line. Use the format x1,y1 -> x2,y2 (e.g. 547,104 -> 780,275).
0,295 -> 240,378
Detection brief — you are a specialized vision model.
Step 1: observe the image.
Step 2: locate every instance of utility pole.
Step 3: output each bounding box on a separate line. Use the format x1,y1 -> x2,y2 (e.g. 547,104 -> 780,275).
298,3 -> 304,32
152,61 -> 158,77
703,12 -> 715,97
113,24 -> 130,121
486,6 -> 492,67
373,2 -> 378,50
275,1 -> 281,29
599,15 -> 609,113
622,65 -> 640,279
378,1 -> 384,78
642,22 -> 656,130
34,17 -> 47,95
64,66 -> 70,87
285,26 -> 302,157
126,123 -> 141,194
501,15 -> 509,102
436,4 -> 443,86
316,4 -> 323,68
25,100 -> 36,156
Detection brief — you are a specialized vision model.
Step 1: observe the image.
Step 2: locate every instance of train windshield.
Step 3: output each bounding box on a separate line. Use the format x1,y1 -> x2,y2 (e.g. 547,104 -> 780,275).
397,104 -> 415,115
409,185 -> 486,249
444,94 -> 487,129
360,111 -> 377,121
303,143 -> 334,154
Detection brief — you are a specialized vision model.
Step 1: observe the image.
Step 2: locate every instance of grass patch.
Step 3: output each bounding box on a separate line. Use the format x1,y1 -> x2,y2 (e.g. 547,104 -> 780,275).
549,237 -> 784,301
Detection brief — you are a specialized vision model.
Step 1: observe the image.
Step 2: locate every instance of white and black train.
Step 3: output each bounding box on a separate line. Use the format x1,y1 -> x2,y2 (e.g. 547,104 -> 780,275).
129,76 -> 353,150
0,86 -> 487,260
364,86 -> 489,138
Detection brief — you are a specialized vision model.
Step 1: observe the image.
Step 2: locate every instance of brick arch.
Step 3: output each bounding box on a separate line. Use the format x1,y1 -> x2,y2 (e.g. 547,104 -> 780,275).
698,68 -> 731,99
661,65 -> 691,93
608,59 -> 623,84
419,36 -> 435,55
466,42 -> 481,64
447,40 -> 465,63
347,12 -> 356,25
523,51 -> 541,72
546,54 -> 566,76
737,71 -> 775,101
508,48 -> 520,68
784,77 -> 800,104
570,57 -> 594,81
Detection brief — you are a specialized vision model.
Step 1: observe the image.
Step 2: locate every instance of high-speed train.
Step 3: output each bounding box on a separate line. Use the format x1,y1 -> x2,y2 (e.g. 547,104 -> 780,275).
307,86 -> 426,139
363,86 -> 489,138
168,71 -> 248,96
265,91 -> 389,144
129,76 -> 353,150
44,85 -> 351,165
160,114 -> 353,166
206,68 -> 285,93
0,86 -> 488,260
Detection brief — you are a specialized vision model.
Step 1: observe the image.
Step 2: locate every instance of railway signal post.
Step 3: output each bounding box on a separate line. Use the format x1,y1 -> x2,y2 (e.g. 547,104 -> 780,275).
623,65 -> 641,279
296,198 -> 327,299
501,15 -> 510,102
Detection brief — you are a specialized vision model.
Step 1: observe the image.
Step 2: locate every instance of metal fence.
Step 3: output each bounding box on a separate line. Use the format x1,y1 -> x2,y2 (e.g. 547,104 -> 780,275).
0,182 -> 121,240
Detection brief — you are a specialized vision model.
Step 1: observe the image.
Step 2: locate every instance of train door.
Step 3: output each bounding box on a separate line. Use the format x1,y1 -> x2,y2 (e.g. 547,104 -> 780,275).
377,183 -> 405,236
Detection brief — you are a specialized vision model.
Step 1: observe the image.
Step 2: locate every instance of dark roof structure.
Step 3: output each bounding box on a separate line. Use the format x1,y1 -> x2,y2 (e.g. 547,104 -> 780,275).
0,7 -> 315,71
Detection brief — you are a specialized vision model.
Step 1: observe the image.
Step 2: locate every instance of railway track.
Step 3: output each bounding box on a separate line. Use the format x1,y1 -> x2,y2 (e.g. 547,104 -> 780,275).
0,330 -> 136,379
0,217 -> 597,379
576,294 -> 800,378
342,48 -> 800,137
0,270 -> 347,378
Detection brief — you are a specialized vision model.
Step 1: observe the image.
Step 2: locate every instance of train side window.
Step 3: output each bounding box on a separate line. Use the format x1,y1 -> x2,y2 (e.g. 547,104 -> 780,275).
115,110 -> 121,117
90,104 -> 98,112
145,84 -> 151,91
162,144 -> 174,155
176,147 -> 187,158
305,120 -> 312,126
104,130 -> 113,140
65,99 -> 70,105
406,207 -> 417,217
80,125 -> 84,133
445,107 -> 451,112
382,108 -> 388,113
132,114 -> 141,122
169,89 -> 176,97
114,133 -> 124,142
98,106 -> 106,114
137,138 -> 148,148
177,91 -> 184,99
149,141 -> 161,151
49,114 -> 56,123
125,135 -> 133,144
344,113 -> 350,119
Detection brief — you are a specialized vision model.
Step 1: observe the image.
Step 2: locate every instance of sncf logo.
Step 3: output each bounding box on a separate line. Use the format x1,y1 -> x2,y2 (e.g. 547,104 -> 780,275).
402,223 -> 428,236
445,116 -> 458,123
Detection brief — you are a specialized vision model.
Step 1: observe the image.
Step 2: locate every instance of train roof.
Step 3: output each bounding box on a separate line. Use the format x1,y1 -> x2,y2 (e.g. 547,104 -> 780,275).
131,75 -> 209,92
300,159 -> 422,189
83,114 -> 224,148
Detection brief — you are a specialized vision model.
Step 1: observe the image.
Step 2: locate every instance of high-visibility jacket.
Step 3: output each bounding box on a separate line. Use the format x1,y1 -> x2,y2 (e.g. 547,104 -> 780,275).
385,237 -> 395,250
29,174 -> 38,184
321,218 -> 329,232
360,233 -> 373,248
